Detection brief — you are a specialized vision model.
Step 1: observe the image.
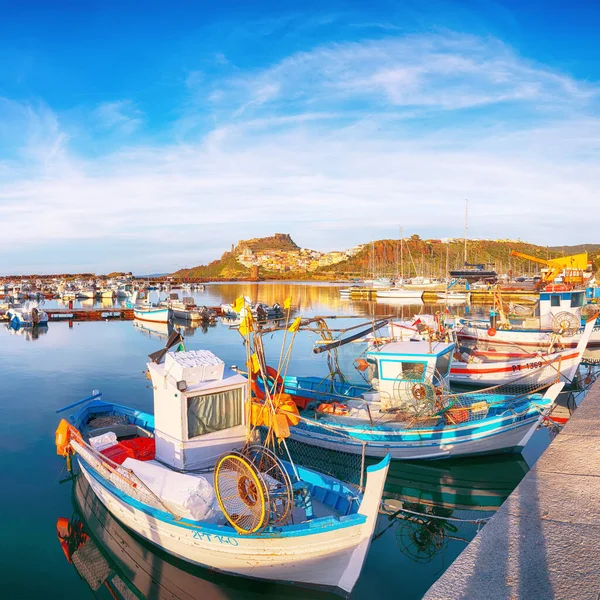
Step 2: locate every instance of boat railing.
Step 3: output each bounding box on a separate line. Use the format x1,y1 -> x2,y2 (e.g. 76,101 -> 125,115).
70,438 -> 182,520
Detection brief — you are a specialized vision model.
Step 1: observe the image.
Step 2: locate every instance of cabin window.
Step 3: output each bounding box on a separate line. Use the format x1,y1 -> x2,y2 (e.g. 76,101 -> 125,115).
571,293 -> 584,308
434,352 -> 452,381
187,387 -> 243,439
550,295 -> 560,307
400,362 -> 426,381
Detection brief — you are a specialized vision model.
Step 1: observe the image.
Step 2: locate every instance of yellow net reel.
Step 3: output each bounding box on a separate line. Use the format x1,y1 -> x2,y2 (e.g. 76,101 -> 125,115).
214,446 -> 294,534
214,452 -> 268,534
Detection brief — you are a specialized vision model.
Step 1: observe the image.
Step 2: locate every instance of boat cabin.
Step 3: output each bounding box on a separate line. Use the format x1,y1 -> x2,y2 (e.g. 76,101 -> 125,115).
148,350 -> 248,471
539,290 -> 585,327
365,340 -> 455,401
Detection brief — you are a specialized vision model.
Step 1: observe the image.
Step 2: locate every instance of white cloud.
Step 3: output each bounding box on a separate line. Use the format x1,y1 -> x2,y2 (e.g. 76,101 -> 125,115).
94,100 -> 143,134
0,32 -> 599,273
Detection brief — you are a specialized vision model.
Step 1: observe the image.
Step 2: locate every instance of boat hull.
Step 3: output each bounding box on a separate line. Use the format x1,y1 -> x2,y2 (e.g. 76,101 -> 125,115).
133,307 -> 172,323
290,413 -> 546,460
458,323 -> 600,349
449,350 -> 582,387
74,454 -> 386,595
376,289 -> 424,299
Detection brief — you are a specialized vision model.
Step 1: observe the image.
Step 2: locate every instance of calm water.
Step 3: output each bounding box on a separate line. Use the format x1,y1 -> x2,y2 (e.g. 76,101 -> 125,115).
1,283 -> 552,599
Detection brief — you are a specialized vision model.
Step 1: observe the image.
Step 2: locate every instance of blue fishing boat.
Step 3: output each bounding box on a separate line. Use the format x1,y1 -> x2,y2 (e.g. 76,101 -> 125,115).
54,344 -> 390,596
255,340 -> 565,460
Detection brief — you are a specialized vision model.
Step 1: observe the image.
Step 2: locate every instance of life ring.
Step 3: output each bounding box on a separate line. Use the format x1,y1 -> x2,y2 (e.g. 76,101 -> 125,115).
251,365 -> 284,400
487,327 -> 497,337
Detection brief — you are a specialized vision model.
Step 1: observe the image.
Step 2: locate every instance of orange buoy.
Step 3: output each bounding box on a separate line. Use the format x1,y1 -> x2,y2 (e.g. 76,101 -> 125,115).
487,327 -> 497,337
355,358 -> 369,371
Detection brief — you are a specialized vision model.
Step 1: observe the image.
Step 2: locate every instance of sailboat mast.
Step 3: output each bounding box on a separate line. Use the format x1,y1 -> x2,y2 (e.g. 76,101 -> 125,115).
400,226 -> 404,281
463,199 -> 468,265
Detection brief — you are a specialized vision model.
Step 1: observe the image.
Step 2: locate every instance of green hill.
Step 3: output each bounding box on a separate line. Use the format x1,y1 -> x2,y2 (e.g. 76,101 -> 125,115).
316,237 -> 597,278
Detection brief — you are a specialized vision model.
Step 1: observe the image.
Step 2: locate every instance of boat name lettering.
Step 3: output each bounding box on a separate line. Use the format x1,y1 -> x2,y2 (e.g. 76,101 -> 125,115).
511,361 -> 543,372
192,531 -> 239,545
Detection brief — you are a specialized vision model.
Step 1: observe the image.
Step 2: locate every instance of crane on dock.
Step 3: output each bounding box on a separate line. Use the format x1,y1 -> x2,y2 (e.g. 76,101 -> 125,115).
509,250 -> 589,289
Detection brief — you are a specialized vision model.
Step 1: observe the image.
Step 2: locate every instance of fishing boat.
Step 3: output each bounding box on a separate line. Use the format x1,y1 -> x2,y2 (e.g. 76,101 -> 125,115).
449,317 -> 595,388
221,297 -> 283,321
55,343 -> 390,596
376,288 -> 424,300
242,310 -> 564,461
6,301 -> 49,327
167,295 -> 216,323
133,304 -> 172,324
277,340 -> 563,460
58,474 -> 273,600
458,289 -> 600,349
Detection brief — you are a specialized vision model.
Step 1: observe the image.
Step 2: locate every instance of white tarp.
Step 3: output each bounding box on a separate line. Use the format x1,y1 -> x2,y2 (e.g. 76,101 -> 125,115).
89,431 -> 118,451
121,458 -> 224,523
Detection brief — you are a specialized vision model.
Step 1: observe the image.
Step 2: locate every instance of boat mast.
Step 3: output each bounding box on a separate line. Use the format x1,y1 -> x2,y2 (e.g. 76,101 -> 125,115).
400,226 -> 404,282
463,198 -> 468,265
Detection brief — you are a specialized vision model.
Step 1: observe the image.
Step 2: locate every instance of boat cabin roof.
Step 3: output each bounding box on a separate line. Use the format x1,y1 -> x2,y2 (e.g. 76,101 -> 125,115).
147,361 -> 246,395
367,340 -> 455,359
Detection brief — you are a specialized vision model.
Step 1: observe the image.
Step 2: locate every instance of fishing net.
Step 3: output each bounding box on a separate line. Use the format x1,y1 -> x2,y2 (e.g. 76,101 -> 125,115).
442,360 -> 562,423
86,415 -> 129,429
260,430 -> 365,489
71,440 -> 180,519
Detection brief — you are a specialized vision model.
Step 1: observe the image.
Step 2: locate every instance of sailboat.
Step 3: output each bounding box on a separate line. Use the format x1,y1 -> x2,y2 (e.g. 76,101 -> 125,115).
376,229 -> 424,300
449,200 -> 497,283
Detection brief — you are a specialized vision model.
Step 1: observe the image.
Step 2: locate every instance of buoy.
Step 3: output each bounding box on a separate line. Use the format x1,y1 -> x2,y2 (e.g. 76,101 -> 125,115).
487,327 -> 497,337
355,358 -> 369,371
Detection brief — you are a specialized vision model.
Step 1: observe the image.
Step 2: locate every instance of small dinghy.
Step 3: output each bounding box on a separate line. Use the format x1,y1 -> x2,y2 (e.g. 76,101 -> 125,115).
55,335 -> 389,596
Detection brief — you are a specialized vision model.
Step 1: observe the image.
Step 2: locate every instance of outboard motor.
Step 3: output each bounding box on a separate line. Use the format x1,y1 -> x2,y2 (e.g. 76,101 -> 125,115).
32,307 -> 40,326
256,304 -> 267,321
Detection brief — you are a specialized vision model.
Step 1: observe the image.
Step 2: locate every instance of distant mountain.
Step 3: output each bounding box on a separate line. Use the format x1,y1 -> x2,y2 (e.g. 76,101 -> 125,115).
171,233 -> 301,280
237,233 -> 298,253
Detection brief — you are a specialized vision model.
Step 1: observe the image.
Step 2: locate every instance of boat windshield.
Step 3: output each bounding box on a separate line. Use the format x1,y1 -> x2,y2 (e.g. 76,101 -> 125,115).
434,351 -> 452,383
187,387 -> 243,438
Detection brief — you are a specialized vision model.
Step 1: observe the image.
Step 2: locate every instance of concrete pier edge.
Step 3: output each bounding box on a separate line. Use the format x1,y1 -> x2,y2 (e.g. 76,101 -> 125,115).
424,380 -> 600,600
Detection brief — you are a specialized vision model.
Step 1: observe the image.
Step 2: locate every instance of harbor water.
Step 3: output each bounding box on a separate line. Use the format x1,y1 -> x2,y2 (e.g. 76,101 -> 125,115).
0,283 -> 553,599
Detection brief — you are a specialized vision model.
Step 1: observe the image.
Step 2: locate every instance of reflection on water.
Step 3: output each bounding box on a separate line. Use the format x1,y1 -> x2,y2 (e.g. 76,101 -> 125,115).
60,474 -> 329,600
60,451 -> 528,600
0,283 -> 542,599
6,321 -> 48,341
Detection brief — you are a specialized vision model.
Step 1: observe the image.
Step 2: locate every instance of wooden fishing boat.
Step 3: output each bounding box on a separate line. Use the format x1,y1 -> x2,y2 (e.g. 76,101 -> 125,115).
253,339 -> 564,460
133,305 -> 172,324
449,318 -> 595,387
55,344 -> 390,596
457,289 -> 600,349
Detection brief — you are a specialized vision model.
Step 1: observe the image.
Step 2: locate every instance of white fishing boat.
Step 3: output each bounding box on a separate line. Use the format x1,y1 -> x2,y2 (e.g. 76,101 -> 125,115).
76,287 -> 95,299
276,339 -> 563,460
450,317 -> 595,387
376,288 -> 424,300
133,304 -> 172,324
6,301 -> 49,327
55,344 -> 390,596
170,298 -> 216,322
458,290 -> 600,349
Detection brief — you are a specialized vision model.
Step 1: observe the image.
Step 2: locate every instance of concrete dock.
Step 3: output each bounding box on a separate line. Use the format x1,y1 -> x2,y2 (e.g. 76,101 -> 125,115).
424,380 -> 600,600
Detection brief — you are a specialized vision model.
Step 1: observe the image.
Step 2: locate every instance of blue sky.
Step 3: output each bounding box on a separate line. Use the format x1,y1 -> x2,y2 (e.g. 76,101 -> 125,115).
1,1 -> 599,274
